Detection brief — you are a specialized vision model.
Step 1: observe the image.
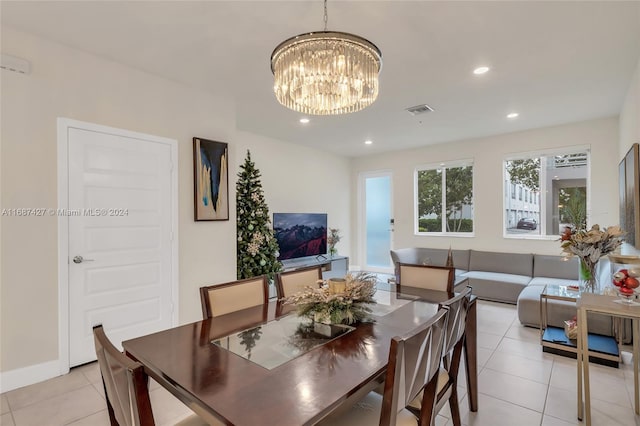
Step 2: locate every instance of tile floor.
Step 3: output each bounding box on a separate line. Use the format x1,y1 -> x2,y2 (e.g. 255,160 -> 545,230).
1,301 -> 638,426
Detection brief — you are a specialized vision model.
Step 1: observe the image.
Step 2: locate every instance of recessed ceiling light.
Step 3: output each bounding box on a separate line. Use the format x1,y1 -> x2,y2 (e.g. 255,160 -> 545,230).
364,140 -> 373,145
473,66 -> 490,75
299,118 -> 310,124
507,112 -> 519,119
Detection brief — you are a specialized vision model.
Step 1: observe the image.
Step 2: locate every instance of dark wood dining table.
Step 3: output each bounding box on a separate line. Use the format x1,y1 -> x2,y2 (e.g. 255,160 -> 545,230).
123,285 -> 478,425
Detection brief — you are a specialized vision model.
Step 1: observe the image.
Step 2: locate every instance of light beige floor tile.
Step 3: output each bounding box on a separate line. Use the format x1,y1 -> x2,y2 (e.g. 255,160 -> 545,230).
477,319 -> 511,337
505,323 -> 540,343
583,365 -> 631,408
74,362 -> 102,385
541,414 -> 579,425
149,378 -> 162,391
1,413 -> 15,426
65,409 -> 110,426
150,386 -> 197,426
589,398 -> 640,426
91,382 -> 105,400
478,368 -> 547,412
543,386 -> 579,424
550,355 -> 582,390
485,351 -> 552,384
476,347 -> 493,368
476,332 -> 502,351
496,337 -> 553,362
434,414 -> 449,426
460,393 -> 542,426
6,369 -> 89,410
12,385 -> 104,426
1,395 -> 9,415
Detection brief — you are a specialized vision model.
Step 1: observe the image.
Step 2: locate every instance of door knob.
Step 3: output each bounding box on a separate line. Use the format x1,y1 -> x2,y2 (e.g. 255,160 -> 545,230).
73,255 -> 94,264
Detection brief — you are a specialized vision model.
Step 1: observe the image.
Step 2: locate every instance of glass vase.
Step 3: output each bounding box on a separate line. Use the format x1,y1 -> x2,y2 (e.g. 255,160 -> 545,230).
579,257 -> 598,293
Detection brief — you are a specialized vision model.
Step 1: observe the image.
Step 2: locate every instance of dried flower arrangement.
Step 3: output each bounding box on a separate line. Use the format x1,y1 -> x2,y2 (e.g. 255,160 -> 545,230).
560,224 -> 624,289
283,272 -> 377,324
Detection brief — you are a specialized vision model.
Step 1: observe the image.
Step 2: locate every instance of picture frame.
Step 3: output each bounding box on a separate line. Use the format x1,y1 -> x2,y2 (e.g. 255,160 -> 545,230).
619,143 -> 640,248
193,137 -> 229,221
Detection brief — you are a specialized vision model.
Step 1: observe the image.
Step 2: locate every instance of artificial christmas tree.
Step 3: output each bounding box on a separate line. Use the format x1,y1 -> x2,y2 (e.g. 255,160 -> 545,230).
236,150 -> 282,280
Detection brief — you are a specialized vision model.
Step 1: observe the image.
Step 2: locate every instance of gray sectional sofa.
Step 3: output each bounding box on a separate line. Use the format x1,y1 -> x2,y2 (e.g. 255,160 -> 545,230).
390,247 -> 615,336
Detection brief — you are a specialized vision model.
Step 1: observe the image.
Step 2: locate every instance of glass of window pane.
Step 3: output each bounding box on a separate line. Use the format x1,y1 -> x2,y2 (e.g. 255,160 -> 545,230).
445,166 -> 473,233
417,169 -> 442,232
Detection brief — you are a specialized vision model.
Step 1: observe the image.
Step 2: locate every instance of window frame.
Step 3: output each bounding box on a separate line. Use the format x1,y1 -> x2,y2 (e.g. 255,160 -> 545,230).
414,159 -> 475,237
502,146 -> 590,240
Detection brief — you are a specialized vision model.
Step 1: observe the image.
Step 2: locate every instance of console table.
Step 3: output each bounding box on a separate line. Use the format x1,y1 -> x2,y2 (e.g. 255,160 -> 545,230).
577,293 -> 640,425
281,255 -> 349,279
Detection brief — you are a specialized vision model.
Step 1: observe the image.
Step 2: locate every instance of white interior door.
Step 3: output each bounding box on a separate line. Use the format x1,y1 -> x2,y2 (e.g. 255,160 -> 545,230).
67,125 -> 176,366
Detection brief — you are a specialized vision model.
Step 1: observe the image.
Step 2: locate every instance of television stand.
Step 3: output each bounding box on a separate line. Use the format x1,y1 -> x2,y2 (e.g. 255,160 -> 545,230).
281,255 -> 349,280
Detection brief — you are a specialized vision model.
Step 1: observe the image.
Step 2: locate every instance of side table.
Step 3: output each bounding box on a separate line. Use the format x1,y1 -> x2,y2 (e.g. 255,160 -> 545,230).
577,293 -> 640,425
540,284 -> 620,366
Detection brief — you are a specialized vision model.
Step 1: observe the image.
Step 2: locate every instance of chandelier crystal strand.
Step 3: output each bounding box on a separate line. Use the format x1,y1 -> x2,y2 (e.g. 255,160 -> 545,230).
271,1 -> 381,115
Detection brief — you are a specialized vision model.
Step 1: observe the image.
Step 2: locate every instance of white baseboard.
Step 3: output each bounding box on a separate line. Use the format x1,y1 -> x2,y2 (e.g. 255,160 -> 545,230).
0,360 -> 61,393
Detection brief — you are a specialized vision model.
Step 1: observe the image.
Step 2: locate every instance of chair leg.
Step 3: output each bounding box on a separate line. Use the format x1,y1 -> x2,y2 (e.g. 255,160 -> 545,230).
418,376 -> 439,426
448,386 -> 462,426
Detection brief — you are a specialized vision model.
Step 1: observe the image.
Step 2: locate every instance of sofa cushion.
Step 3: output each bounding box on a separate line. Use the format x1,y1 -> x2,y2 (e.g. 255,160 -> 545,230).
528,277 -> 580,287
390,248 -> 470,270
469,250 -> 533,276
461,271 -> 531,286
516,285 -> 612,335
533,255 -> 578,280
455,276 -> 527,304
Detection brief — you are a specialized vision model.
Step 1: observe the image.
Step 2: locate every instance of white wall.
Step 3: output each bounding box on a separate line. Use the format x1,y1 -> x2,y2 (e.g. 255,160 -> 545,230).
0,28 -> 350,386
351,117 -> 620,266
236,131 -> 351,253
620,57 -> 640,159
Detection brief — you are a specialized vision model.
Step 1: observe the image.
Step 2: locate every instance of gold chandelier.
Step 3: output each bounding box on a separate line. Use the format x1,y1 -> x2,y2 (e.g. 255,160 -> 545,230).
270,0 -> 382,116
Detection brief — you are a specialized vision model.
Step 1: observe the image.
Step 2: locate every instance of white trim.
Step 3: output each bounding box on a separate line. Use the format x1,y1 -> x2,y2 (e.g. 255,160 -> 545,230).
57,118 -> 71,377
57,118 -> 179,374
0,360 -> 60,393
503,144 -> 591,161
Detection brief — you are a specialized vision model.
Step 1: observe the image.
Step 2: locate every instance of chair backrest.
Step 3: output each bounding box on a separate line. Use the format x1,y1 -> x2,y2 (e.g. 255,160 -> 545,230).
398,263 -> 455,293
93,325 -> 154,426
439,286 -> 472,357
275,266 -> 323,299
379,307 -> 449,426
200,275 -> 269,319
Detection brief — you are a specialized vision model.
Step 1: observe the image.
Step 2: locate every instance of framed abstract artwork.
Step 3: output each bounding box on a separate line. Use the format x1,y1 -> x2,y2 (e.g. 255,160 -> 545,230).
193,137 -> 229,221
619,143 -> 640,248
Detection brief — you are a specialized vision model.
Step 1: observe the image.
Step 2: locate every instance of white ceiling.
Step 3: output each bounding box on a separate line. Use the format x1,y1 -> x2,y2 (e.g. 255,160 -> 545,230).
2,1 -> 640,157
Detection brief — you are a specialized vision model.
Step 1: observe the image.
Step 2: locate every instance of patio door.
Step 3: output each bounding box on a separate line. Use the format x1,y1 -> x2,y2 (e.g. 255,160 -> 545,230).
360,171 -> 394,273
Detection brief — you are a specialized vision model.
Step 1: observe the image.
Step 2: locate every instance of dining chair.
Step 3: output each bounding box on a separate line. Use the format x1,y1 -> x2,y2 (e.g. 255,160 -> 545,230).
275,265 -> 323,298
200,275 -> 270,319
407,286 -> 473,426
398,262 -> 455,294
317,307 -> 450,426
93,325 -> 209,426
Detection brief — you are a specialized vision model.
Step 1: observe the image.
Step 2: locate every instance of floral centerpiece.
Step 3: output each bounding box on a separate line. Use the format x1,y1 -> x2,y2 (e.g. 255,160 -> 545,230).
560,224 -> 624,291
327,228 -> 341,257
283,272 -> 377,324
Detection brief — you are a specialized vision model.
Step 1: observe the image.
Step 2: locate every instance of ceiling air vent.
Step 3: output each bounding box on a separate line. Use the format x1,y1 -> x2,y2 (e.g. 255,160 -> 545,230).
1,54 -> 31,75
405,104 -> 434,115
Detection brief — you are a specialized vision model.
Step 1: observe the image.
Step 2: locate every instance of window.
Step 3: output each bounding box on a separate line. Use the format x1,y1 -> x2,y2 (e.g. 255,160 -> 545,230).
504,149 -> 588,237
416,162 -> 473,234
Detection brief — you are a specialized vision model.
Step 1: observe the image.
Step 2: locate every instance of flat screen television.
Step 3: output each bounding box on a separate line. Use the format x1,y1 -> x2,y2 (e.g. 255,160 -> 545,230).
273,213 -> 327,261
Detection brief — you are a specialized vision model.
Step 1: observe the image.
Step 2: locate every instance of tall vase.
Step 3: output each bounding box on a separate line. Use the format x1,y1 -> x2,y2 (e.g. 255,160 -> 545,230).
579,257 -> 598,293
